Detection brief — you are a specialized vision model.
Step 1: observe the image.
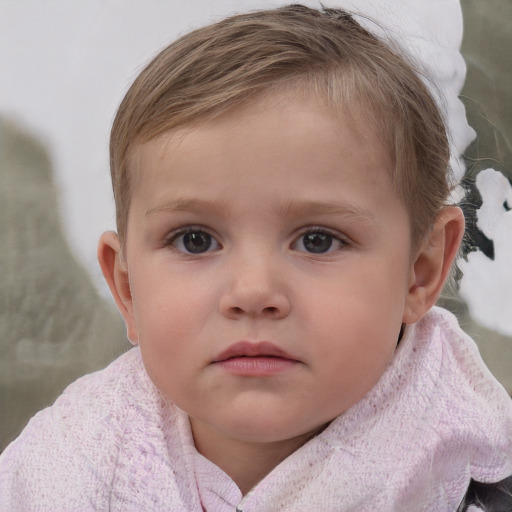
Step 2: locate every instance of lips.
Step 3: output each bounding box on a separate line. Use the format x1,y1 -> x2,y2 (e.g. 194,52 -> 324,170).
212,341 -> 299,376
213,341 -> 296,362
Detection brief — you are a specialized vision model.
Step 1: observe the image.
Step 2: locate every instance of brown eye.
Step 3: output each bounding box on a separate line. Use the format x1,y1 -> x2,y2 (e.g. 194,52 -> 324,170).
183,232 -> 213,253
302,232 -> 333,253
169,229 -> 220,254
292,229 -> 345,254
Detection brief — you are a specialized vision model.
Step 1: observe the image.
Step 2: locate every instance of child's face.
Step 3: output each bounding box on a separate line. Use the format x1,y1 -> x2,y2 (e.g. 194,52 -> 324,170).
120,92 -> 416,447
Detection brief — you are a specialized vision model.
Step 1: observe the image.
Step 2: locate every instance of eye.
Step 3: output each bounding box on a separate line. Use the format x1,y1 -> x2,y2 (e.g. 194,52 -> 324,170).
168,229 -> 221,254
293,230 -> 345,254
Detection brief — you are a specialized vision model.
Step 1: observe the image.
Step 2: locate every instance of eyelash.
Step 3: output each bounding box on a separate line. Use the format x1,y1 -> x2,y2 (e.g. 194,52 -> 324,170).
292,226 -> 349,254
164,225 -> 349,255
164,226 -> 221,255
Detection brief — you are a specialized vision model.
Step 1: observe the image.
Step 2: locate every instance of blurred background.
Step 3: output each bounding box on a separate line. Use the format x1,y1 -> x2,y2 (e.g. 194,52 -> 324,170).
1,0 -> 511,451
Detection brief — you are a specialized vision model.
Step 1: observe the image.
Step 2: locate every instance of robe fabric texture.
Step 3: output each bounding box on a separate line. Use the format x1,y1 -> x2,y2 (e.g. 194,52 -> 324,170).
1,306 -> 511,511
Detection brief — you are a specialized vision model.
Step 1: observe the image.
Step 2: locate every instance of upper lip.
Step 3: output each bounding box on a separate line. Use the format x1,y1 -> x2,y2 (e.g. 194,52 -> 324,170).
213,341 -> 297,362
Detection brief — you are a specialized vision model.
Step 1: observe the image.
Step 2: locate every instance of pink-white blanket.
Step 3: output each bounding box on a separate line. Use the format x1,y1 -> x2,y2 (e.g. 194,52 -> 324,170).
1,307 -> 511,511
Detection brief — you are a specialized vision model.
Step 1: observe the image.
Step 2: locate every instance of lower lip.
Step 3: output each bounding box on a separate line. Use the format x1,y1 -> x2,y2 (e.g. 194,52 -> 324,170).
216,357 -> 297,376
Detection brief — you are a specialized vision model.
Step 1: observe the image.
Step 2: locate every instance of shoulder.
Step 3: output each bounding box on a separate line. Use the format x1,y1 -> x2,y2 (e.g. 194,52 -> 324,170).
0,348 -> 158,510
413,307 -> 512,480
418,306 -> 512,420
57,344 -> 145,401
411,306 -> 509,405
24,346 -> 149,439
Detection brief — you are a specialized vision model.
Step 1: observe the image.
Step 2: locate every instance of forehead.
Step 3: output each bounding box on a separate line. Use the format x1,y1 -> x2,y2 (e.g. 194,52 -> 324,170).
130,88 -> 393,182
127,91 -> 406,231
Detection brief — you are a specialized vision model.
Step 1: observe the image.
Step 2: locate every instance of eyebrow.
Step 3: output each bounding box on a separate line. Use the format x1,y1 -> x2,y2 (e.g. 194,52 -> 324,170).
145,198 -> 232,217
145,197 -> 378,225
276,199 -> 379,225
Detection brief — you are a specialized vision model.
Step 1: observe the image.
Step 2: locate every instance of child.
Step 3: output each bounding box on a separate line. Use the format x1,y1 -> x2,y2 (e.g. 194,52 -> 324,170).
1,4 -> 511,511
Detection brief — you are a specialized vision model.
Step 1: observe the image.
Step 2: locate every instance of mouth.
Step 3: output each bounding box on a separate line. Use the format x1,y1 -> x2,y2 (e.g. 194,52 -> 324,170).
212,341 -> 299,376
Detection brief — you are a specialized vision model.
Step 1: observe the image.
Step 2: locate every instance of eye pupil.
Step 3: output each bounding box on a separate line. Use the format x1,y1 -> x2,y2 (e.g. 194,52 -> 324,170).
183,232 -> 212,253
303,233 -> 332,253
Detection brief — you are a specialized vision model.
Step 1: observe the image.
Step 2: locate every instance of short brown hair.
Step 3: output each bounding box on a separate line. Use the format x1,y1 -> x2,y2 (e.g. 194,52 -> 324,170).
110,4 -> 451,246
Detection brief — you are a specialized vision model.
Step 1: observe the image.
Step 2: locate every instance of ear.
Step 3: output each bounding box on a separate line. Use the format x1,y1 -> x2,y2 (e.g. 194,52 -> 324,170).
98,231 -> 139,344
403,206 -> 465,324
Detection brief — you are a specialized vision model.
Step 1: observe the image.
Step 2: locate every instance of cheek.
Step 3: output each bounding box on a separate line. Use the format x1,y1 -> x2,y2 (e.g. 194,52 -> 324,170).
308,266 -> 407,383
314,265 -> 407,325
129,264 -> 219,364
131,262 -> 209,331
134,296 -> 201,403
310,305 -> 398,413
135,300 -> 198,358
129,281 -> 195,373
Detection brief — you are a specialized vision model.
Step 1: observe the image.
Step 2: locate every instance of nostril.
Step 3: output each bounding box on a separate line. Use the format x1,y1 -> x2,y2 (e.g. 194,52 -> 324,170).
229,305 -> 280,317
220,290 -> 291,319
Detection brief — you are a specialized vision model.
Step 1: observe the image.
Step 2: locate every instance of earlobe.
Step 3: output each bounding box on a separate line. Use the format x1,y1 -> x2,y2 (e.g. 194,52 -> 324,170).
403,206 -> 465,324
97,231 -> 139,344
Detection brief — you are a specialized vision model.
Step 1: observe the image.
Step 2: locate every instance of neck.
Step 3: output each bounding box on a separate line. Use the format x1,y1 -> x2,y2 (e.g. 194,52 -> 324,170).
190,419 -> 324,495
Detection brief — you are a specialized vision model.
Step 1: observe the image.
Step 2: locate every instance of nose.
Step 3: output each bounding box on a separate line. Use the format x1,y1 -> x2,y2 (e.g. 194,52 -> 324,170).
219,254 -> 291,320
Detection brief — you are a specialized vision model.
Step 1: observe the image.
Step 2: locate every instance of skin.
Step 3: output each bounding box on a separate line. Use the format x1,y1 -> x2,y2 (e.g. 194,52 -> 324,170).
99,91 -> 464,494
